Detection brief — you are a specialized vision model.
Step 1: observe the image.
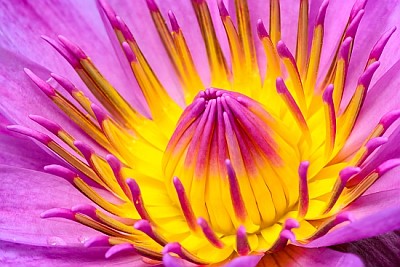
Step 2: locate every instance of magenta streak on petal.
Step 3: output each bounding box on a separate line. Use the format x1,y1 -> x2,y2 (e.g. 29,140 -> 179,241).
323,84 -> 336,144
307,212 -> 353,241
169,98 -> 205,142
71,204 -> 98,221
84,235 -> 111,248
276,78 -> 308,131
51,73 -> 78,94
6,125 -> 52,145
105,243 -> 135,259
324,167 -> 360,214
197,217 -> 224,248
236,225 -> 250,256
225,159 -> 247,221
29,115 -> 62,135
184,98 -> 212,171
126,178 -> 151,222
24,68 -> 55,97
172,177 -> 198,231
41,35 -> 80,67
57,35 -> 87,60
256,19 -> 270,39
315,0 -> 329,27
344,10 -> 364,40
368,27 -> 397,62
168,11 -> 180,33
121,42 -> 137,63
216,98 -> 228,174
194,99 -> 216,177
298,161 -> 310,217
224,96 -> 279,162
106,154 -> 132,200
217,0 -> 229,18
134,219 -> 166,246
40,208 -> 75,220
349,0 -> 367,21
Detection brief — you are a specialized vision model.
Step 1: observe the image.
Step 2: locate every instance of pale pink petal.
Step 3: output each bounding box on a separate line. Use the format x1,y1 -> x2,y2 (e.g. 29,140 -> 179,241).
0,240 -> 146,266
0,165 -> 97,246
0,133 -> 63,171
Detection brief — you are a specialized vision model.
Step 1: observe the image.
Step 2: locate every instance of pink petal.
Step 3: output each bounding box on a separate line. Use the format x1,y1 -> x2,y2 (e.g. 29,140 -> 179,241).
0,0 -> 143,111
0,165 -> 97,246
223,255 -> 263,267
0,133 -> 63,171
305,189 -> 400,248
259,246 -> 363,267
0,240 -> 146,266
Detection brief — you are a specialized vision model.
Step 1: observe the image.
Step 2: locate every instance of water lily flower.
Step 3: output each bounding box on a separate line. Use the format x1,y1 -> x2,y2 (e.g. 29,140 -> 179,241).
2,0 -> 400,266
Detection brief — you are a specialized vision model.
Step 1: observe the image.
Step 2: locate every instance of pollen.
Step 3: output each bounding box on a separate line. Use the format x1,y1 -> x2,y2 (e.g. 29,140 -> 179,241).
7,0 -> 400,265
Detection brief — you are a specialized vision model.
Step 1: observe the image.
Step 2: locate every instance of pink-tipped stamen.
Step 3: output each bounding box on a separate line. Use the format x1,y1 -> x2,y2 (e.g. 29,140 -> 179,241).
29,115 -> 62,135
134,219 -> 167,246
368,26 -> 397,64
106,154 -> 132,200
24,68 -> 55,97
126,178 -> 152,222
43,164 -> 77,183
40,208 -> 75,220
7,125 -> 52,145
58,35 -> 87,60
197,217 -> 224,248
105,243 -> 135,259
84,235 -> 111,248
324,167 -> 360,214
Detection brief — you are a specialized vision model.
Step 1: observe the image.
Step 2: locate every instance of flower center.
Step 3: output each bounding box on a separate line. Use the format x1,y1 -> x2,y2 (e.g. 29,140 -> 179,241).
163,88 -> 299,234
